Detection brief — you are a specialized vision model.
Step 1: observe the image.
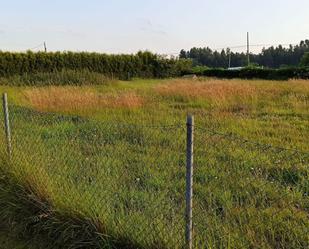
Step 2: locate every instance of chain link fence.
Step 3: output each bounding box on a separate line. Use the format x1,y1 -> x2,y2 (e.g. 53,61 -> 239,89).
0,93 -> 308,249
194,126 -> 309,249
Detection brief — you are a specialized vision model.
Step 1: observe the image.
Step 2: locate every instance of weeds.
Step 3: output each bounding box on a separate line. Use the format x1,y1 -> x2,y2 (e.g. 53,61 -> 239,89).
0,76 -> 308,248
24,87 -> 145,112
0,69 -> 111,87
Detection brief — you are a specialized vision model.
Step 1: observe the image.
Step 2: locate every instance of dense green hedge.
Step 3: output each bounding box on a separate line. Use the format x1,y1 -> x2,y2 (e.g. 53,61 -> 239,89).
0,51 -> 191,79
2,51 -> 307,81
300,52 -> 309,66
0,69 -> 112,86
192,67 -> 309,80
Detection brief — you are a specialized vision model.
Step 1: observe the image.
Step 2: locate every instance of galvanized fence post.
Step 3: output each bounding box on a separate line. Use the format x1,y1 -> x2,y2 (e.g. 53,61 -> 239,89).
185,115 -> 194,249
2,93 -> 12,156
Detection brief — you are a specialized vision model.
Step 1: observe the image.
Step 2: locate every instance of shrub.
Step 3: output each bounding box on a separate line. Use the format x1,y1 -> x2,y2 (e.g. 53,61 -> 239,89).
0,51 -> 192,80
0,69 -> 110,86
300,52 -> 309,66
197,67 -> 309,80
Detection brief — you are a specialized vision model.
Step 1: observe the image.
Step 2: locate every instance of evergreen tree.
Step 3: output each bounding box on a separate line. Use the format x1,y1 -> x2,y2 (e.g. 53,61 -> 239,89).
180,40 -> 309,68
300,52 -> 309,66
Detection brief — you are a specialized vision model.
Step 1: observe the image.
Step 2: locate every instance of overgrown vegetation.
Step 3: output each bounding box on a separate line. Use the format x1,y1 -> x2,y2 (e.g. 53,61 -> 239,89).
0,77 -> 308,248
301,52 -> 309,66
0,69 -> 111,86
0,163 -> 143,249
180,40 -> 309,68
0,231 -> 42,249
192,67 -> 309,80
0,51 -> 191,79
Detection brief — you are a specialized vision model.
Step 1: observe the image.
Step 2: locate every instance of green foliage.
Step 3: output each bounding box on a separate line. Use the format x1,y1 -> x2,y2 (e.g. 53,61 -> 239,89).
196,67 -> 309,80
0,79 -> 308,248
0,164 -> 139,249
1,104 -> 308,248
191,65 -> 209,74
0,232 -> 43,249
0,51 -> 192,80
180,40 -> 309,68
300,52 -> 309,66
246,63 -> 261,68
0,69 -> 111,86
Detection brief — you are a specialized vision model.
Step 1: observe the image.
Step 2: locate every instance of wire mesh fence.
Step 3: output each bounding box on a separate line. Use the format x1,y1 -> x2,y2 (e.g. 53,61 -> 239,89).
1,102 -> 187,248
194,126 -> 309,249
0,93 -> 308,249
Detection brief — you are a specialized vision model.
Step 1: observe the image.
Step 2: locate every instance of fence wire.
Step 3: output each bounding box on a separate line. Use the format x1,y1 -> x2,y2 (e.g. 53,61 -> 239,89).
194,126 -> 309,249
0,103 -> 308,249
2,105 -> 187,249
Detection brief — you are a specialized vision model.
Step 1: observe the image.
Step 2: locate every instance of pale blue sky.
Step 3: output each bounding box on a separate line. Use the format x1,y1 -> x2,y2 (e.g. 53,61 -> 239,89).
1,0 -> 309,54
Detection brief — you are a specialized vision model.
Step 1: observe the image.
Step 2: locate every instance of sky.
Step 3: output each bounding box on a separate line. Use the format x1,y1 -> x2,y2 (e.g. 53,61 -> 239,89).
1,0 -> 309,54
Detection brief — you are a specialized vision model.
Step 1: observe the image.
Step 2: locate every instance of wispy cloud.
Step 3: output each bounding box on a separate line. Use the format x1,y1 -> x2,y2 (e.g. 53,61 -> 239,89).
56,29 -> 86,38
139,19 -> 167,36
0,25 -> 86,39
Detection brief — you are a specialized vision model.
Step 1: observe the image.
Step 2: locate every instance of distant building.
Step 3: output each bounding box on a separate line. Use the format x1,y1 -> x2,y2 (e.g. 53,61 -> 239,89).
182,74 -> 198,79
227,67 -> 244,71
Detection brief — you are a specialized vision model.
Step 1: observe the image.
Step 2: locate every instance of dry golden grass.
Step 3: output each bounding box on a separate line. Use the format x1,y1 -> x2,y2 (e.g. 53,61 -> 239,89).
155,78 -> 309,101
21,79 -> 309,115
155,78 -> 309,116
23,86 -> 145,112
155,79 -> 258,103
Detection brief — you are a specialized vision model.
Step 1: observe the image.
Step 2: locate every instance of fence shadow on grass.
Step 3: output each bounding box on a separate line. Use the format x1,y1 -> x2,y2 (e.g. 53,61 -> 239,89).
0,98 -> 308,249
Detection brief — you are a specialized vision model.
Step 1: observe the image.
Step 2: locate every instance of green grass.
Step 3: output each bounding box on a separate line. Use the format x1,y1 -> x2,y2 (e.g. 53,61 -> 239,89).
0,75 -> 308,248
0,69 -> 112,87
0,230 -> 46,249
0,233 -> 33,249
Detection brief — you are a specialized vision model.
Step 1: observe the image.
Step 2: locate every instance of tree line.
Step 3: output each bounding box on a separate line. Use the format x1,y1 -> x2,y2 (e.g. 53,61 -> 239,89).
0,51 -> 191,79
179,40 -> 309,68
301,52 -> 309,66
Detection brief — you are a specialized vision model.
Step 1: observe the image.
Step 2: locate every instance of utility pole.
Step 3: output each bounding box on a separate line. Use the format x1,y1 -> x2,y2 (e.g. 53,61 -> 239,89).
247,32 -> 250,66
44,42 -> 47,52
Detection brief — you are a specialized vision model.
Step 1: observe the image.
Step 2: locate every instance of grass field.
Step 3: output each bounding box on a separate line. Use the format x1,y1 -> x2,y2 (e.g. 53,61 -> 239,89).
0,76 -> 308,248
0,232 -> 43,249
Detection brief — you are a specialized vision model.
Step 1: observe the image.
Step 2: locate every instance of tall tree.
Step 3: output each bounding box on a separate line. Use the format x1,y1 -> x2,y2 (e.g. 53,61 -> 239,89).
300,52 -> 309,66
180,40 -> 309,68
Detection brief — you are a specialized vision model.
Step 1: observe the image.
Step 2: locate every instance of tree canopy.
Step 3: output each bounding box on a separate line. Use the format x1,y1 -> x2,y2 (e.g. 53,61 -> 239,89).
300,52 -> 309,66
180,40 -> 309,68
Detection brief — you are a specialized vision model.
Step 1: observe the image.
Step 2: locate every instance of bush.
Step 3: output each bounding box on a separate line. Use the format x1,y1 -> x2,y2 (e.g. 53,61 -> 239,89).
0,51 -> 192,80
195,67 -> 309,80
192,66 -> 209,74
0,69 -> 111,86
300,52 -> 309,66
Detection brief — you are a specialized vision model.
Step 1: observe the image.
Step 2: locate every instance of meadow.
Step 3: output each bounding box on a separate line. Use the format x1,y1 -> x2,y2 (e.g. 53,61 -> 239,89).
0,74 -> 308,249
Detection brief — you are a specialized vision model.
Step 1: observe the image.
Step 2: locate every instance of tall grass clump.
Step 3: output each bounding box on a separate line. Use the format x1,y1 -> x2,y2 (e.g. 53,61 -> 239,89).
0,78 -> 308,248
0,106 -> 187,249
0,156 -> 150,249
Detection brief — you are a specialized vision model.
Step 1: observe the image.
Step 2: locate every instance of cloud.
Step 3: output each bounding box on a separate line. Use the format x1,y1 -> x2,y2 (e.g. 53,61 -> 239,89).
56,29 -> 86,38
139,19 -> 167,36
6,25 -> 86,38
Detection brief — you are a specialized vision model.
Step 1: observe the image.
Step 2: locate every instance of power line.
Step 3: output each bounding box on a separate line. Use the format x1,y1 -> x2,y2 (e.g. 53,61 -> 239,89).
164,42 -> 301,56
28,43 -> 45,51
207,43 -> 299,51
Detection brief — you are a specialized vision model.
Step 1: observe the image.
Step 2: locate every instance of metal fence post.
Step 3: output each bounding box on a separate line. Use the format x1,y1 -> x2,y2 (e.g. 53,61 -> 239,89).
2,93 -> 12,156
185,115 -> 194,249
